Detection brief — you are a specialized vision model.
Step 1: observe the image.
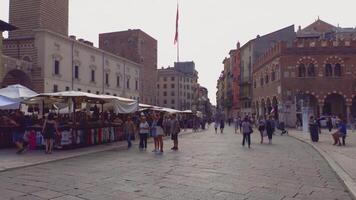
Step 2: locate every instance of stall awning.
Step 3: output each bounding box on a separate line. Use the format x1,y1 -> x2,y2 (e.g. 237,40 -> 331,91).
0,95 -> 20,110
0,84 -> 38,101
25,91 -> 138,114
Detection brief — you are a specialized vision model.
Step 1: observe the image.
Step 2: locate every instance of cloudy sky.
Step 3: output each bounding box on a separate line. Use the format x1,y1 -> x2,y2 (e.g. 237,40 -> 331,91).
1,0 -> 356,104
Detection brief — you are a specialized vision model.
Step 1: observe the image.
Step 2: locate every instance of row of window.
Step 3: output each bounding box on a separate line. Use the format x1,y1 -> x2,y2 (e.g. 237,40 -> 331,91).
161,76 -> 193,83
254,70 -> 277,88
254,62 -> 344,88
55,60 -> 138,90
298,63 -> 342,77
52,85 -> 139,100
159,91 -> 193,99
157,83 -> 192,90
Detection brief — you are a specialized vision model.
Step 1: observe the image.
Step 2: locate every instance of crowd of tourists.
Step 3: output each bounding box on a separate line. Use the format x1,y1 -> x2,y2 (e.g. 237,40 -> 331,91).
0,107 -> 191,155
213,114 -> 285,148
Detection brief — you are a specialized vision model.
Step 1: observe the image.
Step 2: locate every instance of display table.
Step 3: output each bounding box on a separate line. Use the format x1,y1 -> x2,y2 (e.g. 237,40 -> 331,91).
0,123 -> 125,150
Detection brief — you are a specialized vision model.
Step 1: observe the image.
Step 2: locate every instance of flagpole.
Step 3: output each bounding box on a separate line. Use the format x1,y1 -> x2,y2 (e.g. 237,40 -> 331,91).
175,1 -> 180,62
177,36 -> 180,62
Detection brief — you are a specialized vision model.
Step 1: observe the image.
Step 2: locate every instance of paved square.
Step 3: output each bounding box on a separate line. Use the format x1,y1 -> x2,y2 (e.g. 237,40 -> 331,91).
0,126 -> 351,200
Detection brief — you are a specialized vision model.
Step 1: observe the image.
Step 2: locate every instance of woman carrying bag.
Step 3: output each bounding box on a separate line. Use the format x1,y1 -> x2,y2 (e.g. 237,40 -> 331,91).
42,113 -> 60,154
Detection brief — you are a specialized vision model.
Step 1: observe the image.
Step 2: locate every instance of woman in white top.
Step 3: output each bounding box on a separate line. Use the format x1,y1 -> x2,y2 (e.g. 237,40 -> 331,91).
139,116 -> 150,150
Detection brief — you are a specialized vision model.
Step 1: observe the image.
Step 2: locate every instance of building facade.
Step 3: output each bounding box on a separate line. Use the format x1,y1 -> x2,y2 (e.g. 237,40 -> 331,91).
99,30 -> 157,104
239,25 -> 296,117
156,62 -> 198,111
1,0 -> 140,99
9,0 -> 69,38
252,20 -> 356,126
197,85 -> 213,120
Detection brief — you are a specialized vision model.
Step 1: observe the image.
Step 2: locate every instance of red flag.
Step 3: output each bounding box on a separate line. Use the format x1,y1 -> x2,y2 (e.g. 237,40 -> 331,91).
174,4 -> 179,45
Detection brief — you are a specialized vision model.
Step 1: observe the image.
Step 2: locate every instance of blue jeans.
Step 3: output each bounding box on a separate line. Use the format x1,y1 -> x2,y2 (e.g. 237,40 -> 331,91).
139,133 -> 148,149
126,132 -> 132,148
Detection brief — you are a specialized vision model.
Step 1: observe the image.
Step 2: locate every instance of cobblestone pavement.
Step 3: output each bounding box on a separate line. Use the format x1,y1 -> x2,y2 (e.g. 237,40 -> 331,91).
0,126 -> 352,200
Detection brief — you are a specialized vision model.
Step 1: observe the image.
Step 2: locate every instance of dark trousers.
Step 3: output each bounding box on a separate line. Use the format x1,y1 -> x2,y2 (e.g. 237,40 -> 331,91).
139,133 -> 148,149
242,133 -> 251,146
341,136 -> 346,145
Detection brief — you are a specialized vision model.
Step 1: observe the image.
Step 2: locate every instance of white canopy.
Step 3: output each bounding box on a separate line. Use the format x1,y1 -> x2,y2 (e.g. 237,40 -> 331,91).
180,110 -> 193,114
26,91 -> 138,114
0,84 -> 38,100
0,95 -> 20,110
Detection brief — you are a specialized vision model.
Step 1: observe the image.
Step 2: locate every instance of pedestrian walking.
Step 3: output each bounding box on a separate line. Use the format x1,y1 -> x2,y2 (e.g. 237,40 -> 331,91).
156,115 -> 164,153
309,116 -> 319,142
327,117 -> 333,132
220,119 -> 225,134
266,115 -> 274,144
241,117 -> 253,148
139,116 -> 149,150
7,111 -> 26,154
123,116 -> 136,149
170,114 -> 180,151
234,116 -> 240,134
163,116 -> 171,136
42,113 -> 60,154
151,114 -> 159,152
214,119 -> 218,134
258,117 -> 266,144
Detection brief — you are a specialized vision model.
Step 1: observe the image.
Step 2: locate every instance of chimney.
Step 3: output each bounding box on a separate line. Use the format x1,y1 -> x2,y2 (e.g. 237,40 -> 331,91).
69,35 -> 76,40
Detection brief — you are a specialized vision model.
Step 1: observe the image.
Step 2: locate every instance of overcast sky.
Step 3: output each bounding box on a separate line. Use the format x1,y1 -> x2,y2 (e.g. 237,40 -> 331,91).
1,0 -> 356,105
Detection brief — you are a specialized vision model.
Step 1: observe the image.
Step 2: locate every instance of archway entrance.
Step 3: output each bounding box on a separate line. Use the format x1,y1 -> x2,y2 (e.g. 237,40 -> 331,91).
352,96 -> 356,119
1,69 -> 33,89
323,93 -> 346,118
296,93 -> 319,117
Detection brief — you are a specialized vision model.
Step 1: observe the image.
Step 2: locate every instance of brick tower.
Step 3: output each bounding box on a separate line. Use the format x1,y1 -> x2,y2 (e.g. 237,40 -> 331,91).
9,0 -> 69,38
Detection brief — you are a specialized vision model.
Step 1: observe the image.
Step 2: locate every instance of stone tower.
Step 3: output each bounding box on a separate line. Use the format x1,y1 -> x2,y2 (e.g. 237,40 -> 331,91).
9,0 -> 69,38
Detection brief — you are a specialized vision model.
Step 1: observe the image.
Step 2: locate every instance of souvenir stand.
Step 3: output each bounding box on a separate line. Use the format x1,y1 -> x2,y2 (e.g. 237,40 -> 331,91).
24,91 -> 138,150
0,85 -> 38,149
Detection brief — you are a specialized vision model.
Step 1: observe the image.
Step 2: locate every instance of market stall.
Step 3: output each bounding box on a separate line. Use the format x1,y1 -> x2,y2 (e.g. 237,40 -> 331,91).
0,91 -> 139,149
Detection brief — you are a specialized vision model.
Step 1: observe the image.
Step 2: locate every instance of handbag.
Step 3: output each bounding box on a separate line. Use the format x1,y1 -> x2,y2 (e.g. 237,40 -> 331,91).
249,125 -> 253,134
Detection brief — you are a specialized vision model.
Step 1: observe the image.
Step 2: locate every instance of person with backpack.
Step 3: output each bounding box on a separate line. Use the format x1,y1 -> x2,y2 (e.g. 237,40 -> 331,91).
266,115 -> 274,144
170,114 -> 180,151
258,117 -> 266,144
241,117 -> 253,148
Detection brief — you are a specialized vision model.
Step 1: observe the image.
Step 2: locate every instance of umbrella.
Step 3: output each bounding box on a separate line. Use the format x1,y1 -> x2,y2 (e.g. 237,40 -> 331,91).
0,84 -> 38,100
0,95 -> 20,110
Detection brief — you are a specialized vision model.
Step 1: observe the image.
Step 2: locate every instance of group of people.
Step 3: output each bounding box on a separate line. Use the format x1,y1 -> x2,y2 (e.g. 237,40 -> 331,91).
124,113 -> 181,153
214,115 -> 279,148
1,107 -> 185,155
309,115 -> 348,146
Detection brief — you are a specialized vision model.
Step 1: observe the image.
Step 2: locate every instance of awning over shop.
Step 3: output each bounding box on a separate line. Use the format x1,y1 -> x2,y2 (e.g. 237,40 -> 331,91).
0,95 -> 20,110
0,84 -> 38,101
25,91 -> 138,114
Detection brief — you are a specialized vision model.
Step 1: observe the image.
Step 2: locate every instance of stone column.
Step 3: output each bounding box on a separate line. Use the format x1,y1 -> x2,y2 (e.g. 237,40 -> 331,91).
319,104 -> 324,117
347,105 -> 352,125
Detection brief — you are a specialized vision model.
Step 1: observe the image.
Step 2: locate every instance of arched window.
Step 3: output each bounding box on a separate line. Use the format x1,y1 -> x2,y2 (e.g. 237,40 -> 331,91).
271,70 -> 276,81
22,56 -> 32,62
325,63 -> 333,76
298,64 -> 306,77
307,63 -> 315,77
334,63 -> 342,76
260,77 -> 264,86
265,74 -> 269,84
